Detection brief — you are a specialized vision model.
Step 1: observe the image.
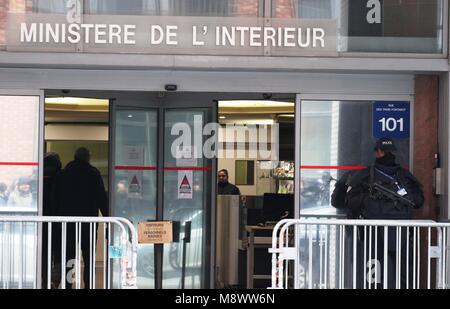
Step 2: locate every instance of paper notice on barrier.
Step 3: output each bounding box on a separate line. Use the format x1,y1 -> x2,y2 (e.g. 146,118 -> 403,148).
178,170 -> 193,199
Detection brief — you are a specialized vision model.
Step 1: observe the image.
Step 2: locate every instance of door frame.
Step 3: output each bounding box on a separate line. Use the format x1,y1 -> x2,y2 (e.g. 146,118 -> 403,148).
108,92 -> 221,289
295,93 -> 415,219
108,91 -> 296,288
44,89 -> 296,288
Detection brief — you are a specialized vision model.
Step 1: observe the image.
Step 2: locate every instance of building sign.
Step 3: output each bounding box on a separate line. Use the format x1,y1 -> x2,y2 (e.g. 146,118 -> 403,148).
138,221 -> 175,244
6,14 -> 337,57
373,101 -> 410,139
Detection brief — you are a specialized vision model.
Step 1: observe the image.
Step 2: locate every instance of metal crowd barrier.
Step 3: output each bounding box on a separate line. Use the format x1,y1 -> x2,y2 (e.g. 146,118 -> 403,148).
0,216 -> 137,289
270,219 -> 450,289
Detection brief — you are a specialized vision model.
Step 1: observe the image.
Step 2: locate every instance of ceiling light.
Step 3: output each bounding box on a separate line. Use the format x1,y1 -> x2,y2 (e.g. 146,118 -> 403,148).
278,114 -> 295,118
45,97 -> 109,106
219,116 -> 226,119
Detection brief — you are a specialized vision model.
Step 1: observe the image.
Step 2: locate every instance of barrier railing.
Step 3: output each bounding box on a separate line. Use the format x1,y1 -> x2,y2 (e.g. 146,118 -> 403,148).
0,216 -> 137,289
270,219 -> 450,289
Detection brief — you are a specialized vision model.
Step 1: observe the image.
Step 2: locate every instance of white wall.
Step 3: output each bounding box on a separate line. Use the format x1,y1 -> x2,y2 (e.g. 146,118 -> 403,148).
218,126 -> 279,196
45,124 -> 108,141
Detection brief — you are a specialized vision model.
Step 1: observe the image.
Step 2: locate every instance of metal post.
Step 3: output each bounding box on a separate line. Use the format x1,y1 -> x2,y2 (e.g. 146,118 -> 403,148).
181,222 -> 192,289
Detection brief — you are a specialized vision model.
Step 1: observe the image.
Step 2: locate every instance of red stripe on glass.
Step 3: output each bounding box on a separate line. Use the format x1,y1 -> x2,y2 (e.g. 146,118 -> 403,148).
0,162 -> 39,166
300,165 -> 367,171
114,166 -> 157,171
163,167 -> 212,171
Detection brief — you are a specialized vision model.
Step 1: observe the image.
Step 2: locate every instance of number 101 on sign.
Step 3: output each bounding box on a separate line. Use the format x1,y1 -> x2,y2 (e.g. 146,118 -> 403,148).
378,117 -> 404,132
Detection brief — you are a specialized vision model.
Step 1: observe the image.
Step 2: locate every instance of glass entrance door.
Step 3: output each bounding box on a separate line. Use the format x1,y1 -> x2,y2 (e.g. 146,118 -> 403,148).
110,93 -> 215,289
162,108 -> 213,289
111,107 -> 158,289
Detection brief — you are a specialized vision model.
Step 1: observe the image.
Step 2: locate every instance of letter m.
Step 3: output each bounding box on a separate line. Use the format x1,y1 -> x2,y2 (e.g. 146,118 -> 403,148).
20,23 -> 37,43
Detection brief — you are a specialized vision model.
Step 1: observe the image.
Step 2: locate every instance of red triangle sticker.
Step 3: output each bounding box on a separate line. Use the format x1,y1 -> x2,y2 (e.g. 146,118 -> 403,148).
180,175 -> 191,189
130,175 -> 139,185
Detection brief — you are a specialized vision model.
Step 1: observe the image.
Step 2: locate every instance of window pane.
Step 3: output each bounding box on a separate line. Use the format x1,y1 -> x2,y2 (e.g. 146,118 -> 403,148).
85,0 -> 260,16
32,0 -> 66,13
272,0 -> 444,54
0,96 -> 39,212
300,100 -> 410,211
273,0 -> 335,18
6,0 -> 261,17
346,0 -> 443,53
0,95 -> 40,289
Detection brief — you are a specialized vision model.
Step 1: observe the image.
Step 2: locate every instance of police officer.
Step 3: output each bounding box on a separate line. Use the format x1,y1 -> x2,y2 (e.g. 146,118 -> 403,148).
345,138 -> 424,288
346,138 -> 424,219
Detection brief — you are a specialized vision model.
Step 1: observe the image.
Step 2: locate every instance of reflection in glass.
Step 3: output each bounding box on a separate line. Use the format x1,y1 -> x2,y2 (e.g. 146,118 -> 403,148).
271,0 -> 443,54
28,0 -> 261,17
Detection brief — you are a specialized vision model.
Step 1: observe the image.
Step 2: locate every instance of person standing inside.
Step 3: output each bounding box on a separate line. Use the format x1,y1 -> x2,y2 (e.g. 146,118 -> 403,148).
345,138 -> 425,288
217,169 -> 241,195
42,152 -> 62,288
52,147 -> 108,289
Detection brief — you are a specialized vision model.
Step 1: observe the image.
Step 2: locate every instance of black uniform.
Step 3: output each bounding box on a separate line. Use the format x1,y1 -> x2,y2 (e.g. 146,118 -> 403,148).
346,163 -> 424,220
42,154 -> 62,288
345,162 -> 424,289
52,159 -> 108,288
218,182 -> 241,195
331,171 -> 353,210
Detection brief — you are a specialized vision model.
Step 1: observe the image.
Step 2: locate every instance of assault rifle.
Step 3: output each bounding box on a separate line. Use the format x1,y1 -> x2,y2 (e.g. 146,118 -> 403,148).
366,181 -> 416,209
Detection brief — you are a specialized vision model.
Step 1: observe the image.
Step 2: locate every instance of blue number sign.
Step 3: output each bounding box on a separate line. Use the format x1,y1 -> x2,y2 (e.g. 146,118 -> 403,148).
373,101 -> 410,139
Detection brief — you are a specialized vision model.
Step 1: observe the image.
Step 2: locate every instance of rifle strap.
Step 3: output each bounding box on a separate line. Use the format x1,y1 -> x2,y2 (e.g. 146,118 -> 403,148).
369,165 -> 375,197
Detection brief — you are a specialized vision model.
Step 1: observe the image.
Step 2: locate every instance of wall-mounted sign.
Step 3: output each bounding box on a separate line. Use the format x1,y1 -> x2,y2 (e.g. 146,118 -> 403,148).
373,101 -> 410,139
138,221 -> 178,244
6,14 -> 337,57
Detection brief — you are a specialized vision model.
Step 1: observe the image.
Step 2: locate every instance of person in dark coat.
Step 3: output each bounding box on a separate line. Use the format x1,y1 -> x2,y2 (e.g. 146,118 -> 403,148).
217,169 -> 241,195
43,152 -> 62,216
345,138 -> 424,289
42,152 -> 62,288
52,147 -> 108,289
331,171 -> 353,211
346,138 -> 424,219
